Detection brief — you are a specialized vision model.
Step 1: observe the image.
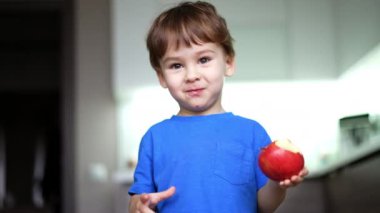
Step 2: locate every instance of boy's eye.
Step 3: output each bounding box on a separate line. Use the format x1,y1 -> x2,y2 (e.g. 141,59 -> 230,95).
170,63 -> 182,69
199,57 -> 211,64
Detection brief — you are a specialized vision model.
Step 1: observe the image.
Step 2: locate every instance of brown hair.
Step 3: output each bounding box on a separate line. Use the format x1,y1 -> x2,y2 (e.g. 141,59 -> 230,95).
146,1 -> 235,73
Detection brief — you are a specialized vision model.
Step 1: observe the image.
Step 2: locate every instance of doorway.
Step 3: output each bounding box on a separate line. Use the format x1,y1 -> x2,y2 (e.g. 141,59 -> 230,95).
0,1 -> 63,212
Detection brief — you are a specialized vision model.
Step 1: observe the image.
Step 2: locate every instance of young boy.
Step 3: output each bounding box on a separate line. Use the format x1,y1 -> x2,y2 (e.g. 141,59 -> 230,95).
128,1 -> 308,213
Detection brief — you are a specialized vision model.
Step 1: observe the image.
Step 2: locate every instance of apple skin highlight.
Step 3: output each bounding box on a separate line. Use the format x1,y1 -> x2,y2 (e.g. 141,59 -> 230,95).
258,139 -> 304,181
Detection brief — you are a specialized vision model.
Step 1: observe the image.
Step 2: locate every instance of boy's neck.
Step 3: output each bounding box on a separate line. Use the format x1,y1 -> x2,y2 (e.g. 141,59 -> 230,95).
177,107 -> 226,116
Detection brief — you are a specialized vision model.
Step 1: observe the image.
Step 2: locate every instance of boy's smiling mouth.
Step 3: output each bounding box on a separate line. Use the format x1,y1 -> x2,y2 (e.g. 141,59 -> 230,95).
185,87 -> 205,97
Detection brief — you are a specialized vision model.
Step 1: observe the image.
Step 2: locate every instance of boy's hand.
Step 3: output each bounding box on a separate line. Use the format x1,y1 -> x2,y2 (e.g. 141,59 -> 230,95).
278,167 -> 308,189
129,186 -> 176,213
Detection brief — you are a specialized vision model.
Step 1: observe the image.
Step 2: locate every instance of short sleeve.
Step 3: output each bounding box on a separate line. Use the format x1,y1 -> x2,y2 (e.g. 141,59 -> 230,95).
128,130 -> 156,195
253,123 -> 271,190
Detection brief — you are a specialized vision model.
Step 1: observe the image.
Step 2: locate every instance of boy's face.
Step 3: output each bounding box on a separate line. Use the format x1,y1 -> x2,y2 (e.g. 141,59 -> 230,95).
157,42 -> 235,116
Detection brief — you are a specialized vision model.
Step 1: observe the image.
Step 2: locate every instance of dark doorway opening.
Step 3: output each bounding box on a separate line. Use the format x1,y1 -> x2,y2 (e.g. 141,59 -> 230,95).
0,1 -> 63,213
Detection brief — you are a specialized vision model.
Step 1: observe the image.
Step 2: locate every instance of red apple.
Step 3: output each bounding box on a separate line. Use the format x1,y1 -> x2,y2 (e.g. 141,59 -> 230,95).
258,139 -> 304,181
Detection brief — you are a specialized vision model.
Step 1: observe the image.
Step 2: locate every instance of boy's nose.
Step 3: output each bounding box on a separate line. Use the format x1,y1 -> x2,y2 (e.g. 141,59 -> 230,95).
185,66 -> 200,82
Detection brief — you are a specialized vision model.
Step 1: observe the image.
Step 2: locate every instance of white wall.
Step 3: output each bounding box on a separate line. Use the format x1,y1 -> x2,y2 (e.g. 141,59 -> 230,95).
72,0 -> 118,212
287,0 -> 337,79
336,0 -> 380,72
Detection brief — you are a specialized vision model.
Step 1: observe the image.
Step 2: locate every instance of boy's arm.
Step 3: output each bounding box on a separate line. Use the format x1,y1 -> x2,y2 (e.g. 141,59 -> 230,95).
257,167 -> 308,213
257,180 -> 286,213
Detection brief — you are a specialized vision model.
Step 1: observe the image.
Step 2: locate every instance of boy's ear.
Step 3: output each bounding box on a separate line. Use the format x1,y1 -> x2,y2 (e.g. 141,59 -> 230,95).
224,55 -> 236,77
156,71 -> 168,88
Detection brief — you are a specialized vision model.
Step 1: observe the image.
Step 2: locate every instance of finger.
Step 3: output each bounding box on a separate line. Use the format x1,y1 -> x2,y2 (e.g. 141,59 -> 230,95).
150,186 -> 176,206
282,177 -> 301,188
290,175 -> 303,186
138,204 -> 155,213
291,175 -> 302,182
143,205 -> 156,213
137,195 -> 155,213
300,167 -> 309,177
160,186 -> 176,199
140,194 -> 151,205
279,179 -> 291,187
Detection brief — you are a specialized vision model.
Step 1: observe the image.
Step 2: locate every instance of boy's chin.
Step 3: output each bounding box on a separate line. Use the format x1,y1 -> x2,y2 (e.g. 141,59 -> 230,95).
179,105 -> 223,116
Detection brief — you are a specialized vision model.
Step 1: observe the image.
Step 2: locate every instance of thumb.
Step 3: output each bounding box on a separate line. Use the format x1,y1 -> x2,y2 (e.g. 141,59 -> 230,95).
149,186 -> 176,208
140,193 -> 151,205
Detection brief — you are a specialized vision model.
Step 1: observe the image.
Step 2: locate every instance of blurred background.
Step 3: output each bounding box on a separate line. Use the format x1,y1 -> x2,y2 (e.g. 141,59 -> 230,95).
0,0 -> 379,212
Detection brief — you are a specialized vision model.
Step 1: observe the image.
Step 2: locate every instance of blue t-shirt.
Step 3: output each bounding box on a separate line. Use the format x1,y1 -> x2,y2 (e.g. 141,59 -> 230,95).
129,112 -> 271,213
